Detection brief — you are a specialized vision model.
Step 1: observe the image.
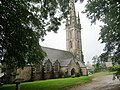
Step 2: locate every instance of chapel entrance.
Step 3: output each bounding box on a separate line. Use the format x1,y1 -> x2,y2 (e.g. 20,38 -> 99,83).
71,68 -> 75,75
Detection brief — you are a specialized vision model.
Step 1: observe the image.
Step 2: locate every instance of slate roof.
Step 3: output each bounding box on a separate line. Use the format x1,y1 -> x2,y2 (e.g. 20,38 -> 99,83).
77,61 -> 86,68
42,46 -> 86,68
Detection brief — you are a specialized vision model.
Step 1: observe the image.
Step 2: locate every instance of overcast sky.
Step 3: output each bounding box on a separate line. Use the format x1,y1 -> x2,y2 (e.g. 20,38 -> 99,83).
40,0 -> 105,64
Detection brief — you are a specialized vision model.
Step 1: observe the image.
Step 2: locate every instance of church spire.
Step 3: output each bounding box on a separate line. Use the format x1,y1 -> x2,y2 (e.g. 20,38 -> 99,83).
66,0 -> 84,63
78,12 -> 80,21
78,12 -> 81,29
70,0 -> 77,26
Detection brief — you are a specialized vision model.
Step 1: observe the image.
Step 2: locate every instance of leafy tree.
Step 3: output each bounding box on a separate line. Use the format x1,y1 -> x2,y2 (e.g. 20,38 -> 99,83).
0,0 -> 85,69
92,55 -> 107,72
0,0 -> 85,83
92,55 -> 98,64
92,55 -> 101,72
0,0 -> 71,69
99,53 -> 108,62
84,0 -> 120,64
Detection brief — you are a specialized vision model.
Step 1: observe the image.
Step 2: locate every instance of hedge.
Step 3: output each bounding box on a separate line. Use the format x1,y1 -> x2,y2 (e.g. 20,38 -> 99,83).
108,66 -> 120,72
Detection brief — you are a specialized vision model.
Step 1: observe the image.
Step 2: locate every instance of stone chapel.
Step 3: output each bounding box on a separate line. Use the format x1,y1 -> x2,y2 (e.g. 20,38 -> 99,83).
1,0 -> 87,83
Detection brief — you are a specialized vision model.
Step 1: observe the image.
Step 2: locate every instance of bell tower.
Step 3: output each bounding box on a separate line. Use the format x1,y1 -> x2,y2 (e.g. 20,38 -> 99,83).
66,0 -> 84,62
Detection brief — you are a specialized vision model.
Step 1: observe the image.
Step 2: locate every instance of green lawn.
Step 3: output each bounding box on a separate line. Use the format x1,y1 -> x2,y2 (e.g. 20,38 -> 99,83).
0,71 -> 113,90
90,71 -> 114,78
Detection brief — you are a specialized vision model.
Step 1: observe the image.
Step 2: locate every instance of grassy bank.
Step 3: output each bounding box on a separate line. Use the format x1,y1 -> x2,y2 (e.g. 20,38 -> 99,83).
90,71 -> 114,78
0,72 -> 113,90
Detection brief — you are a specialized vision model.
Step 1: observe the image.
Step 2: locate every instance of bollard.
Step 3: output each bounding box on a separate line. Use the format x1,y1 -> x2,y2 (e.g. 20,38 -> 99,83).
15,81 -> 20,90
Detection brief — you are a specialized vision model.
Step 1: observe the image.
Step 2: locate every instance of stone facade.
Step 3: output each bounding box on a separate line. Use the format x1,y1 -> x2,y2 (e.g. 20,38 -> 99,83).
16,66 -> 32,82
14,47 -> 87,82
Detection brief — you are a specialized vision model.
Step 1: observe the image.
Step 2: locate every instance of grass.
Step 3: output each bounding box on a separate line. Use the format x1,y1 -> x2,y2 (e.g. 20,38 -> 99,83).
0,71 -> 113,90
90,71 -> 114,78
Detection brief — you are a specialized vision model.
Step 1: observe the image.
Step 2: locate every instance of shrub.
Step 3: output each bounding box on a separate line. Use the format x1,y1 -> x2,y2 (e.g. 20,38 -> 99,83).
108,66 -> 120,72
75,73 -> 80,77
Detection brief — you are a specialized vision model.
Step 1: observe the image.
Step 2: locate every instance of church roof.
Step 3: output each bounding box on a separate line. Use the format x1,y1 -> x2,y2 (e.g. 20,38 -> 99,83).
42,46 -> 86,67
77,61 -> 86,68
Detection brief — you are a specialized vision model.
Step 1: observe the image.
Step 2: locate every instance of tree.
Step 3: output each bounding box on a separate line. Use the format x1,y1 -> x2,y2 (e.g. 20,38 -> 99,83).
92,55 -> 100,72
92,55 -> 98,64
0,0 -> 85,68
0,0 -> 85,83
92,55 -> 105,72
84,0 -> 120,64
99,53 -> 108,63
0,0 -> 71,69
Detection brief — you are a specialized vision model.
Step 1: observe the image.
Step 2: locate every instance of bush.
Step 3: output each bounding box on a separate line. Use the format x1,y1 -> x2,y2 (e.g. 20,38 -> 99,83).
108,66 -> 120,72
75,73 -> 80,77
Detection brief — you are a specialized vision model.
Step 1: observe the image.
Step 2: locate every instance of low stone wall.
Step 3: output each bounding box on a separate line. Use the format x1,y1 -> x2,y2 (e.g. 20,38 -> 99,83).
44,72 -> 54,79
33,72 -> 42,80
16,66 -> 32,81
81,68 -> 88,76
54,72 -> 60,78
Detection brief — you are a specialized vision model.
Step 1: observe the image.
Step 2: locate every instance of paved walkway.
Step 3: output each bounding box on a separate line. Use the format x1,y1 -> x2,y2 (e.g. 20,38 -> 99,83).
69,75 -> 120,90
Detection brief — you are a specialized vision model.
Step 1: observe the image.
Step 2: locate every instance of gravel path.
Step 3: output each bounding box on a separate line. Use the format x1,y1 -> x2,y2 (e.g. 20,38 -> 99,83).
69,75 -> 120,90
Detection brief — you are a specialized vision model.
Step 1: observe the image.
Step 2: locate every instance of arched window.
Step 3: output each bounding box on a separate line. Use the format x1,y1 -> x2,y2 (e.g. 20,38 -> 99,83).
78,41 -> 79,48
69,31 -> 72,39
54,63 -> 59,72
46,63 -> 51,72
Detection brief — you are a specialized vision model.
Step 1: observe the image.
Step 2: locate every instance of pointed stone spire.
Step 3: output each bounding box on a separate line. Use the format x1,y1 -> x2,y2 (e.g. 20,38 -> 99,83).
66,0 -> 84,63
78,12 -> 81,30
78,12 -> 80,23
70,0 -> 77,26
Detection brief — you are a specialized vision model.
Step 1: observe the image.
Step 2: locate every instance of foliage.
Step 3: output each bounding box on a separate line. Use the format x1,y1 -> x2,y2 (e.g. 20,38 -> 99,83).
99,53 -> 108,62
92,55 -> 101,72
84,0 -> 120,64
0,63 -> 2,68
92,55 -> 106,72
92,64 -> 100,72
108,66 -> 120,72
0,0 -> 71,69
75,72 -> 81,77
92,55 -> 98,64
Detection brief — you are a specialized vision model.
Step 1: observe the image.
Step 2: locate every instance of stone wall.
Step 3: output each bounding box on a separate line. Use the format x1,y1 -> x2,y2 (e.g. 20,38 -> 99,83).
2,59 -> 87,83
33,72 -> 42,81
60,67 -> 68,77
16,66 -> 32,81
44,72 -> 54,79
81,68 -> 88,76
54,72 -> 60,78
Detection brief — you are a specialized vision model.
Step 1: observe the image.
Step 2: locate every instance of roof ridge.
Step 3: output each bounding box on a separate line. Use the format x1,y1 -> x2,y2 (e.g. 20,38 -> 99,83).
41,46 -> 71,53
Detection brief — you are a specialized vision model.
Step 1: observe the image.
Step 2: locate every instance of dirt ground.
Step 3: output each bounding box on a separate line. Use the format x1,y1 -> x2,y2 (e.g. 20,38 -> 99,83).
69,75 -> 120,90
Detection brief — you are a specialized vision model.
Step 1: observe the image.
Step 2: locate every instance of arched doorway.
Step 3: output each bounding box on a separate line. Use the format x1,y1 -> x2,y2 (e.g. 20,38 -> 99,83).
71,68 -> 75,75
